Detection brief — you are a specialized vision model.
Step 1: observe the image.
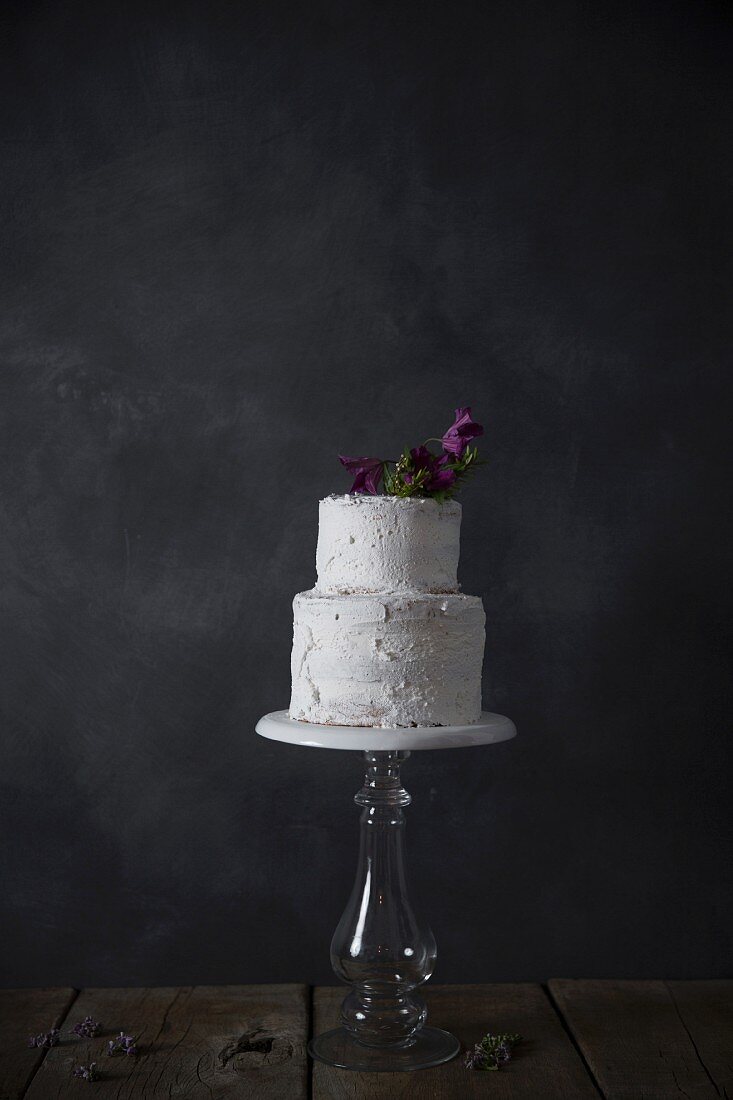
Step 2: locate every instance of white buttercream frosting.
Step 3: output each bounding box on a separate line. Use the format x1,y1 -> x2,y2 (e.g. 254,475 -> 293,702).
316,494 -> 461,594
289,493 -> 486,728
290,591 -> 485,727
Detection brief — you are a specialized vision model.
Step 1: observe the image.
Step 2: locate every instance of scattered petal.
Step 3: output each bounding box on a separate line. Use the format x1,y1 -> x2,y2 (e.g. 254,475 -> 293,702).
465,1031 -> 522,1071
72,1016 -> 102,1039
73,1062 -> 99,1082
28,1028 -> 60,1049
107,1032 -> 138,1057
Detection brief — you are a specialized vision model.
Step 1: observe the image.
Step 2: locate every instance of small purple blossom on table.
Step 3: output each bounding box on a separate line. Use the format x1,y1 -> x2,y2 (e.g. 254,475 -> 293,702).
464,1044 -> 487,1069
107,1031 -> 138,1057
28,1028 -> 60,1049
72,1016 -> 102,1039
495,1040 -> 513,1065
73,1062 -> 99,1082
464,1030 -> 522,1071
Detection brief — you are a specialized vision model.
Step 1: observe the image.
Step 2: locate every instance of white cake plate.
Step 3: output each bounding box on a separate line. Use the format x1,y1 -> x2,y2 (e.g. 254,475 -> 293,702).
256,706 -> 516,1072
256,709 -> 516,751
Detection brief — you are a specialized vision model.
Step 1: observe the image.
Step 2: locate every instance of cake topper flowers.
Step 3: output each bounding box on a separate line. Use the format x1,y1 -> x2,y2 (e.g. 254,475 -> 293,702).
339,406 -> 483,501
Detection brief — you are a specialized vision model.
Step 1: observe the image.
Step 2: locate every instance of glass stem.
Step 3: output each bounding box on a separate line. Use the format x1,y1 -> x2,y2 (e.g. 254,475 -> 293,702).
329,751 -> 437,1048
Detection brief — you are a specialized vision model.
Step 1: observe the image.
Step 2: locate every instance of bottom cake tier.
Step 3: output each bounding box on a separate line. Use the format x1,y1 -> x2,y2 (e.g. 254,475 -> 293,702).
289,590 -> 485,728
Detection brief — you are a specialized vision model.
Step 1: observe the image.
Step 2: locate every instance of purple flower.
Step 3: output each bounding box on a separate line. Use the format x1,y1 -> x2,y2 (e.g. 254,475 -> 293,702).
73,1062 -> 99,1082
425,464 -> 457,492
464,1044 -> 487,1069
28,1028 -> 60,1049
107,1032 -> 138,1057
338,455 -> 383,495
409,445 -> 433,472
409,447 -> 457,493
442,406 -> 484,457
467,1030 -> 522,1071
72,1016 -> 101,1039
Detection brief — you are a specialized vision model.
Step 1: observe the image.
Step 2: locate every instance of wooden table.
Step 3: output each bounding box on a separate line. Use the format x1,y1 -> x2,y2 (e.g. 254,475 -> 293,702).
1,981 -> 731,1098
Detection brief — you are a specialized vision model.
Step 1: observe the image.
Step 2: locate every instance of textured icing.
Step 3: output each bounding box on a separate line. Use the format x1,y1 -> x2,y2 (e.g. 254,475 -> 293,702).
290,591 -> 485,727
290,493 -> 486,728
316,494 -> 461,594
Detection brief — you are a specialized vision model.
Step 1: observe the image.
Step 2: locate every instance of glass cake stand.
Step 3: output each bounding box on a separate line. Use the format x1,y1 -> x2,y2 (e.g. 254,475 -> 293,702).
255,709 -> 516,1072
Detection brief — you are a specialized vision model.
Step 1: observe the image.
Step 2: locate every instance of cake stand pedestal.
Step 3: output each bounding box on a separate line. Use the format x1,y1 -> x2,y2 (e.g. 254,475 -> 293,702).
256,709 -> 516,1072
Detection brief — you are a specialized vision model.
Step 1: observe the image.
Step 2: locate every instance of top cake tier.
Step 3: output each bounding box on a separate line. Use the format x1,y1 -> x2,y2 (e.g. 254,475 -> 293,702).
315,494 -> 462,593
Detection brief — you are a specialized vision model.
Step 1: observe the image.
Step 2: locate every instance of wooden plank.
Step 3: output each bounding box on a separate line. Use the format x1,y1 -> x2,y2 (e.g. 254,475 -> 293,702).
666,980 -> 733,1096
0,987 -> 76,1100
313,983 -> 598,1098
25,984 -> 308,1098
549,979 -> 724,1099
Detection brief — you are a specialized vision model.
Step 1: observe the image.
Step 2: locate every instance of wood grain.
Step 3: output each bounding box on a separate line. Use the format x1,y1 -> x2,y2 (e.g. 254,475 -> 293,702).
24,984 -> 308,1098
0,987 -> 76,1100
312,983 -> 598,1098
549,979 -> 727,1099
5,981 -> 730,1097
666,980 -> 733,1097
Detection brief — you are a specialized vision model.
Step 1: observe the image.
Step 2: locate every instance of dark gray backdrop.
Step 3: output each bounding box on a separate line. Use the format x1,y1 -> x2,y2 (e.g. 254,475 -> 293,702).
2,0 -> 731,989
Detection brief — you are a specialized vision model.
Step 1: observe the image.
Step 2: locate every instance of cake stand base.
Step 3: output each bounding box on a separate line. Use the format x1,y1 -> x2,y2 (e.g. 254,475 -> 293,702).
256,709 -> 516,1071
309,1026 -> 460,1072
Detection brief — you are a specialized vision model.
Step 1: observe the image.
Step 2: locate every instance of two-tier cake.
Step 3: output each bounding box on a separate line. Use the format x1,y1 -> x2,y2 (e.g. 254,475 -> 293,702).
289,493 -> 485,727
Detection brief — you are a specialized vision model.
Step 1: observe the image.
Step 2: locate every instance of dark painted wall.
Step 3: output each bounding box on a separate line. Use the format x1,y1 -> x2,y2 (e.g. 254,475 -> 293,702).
2,0 -> 731,988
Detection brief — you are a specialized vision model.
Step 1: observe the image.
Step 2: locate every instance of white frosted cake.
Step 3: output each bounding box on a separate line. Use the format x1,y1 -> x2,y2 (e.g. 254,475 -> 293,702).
289,494 -> 485,727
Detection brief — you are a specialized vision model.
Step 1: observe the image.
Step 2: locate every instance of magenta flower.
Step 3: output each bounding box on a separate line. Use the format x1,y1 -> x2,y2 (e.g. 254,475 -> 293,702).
409,445 -> 434,472
442,406 -> 484,457
337,406 -> 483,499
425,464 -> 457,492
338,455 -> 383,495
409,447 -> 457,493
